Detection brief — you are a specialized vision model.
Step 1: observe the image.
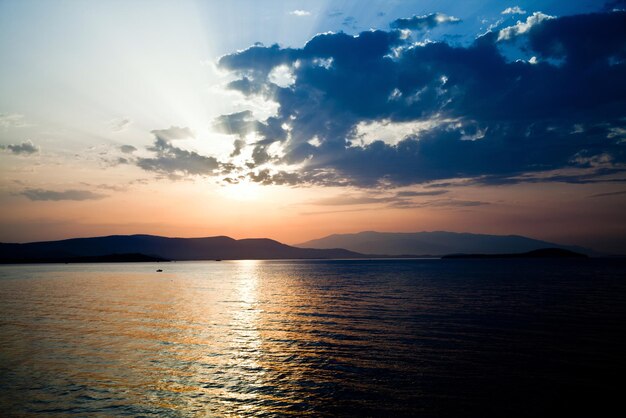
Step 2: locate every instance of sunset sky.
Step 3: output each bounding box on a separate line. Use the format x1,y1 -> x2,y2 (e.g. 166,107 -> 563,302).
1,0 -> 625,252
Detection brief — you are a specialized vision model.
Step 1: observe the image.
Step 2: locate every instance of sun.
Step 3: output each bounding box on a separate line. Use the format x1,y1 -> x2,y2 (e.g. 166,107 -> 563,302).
222,180 -> 261,201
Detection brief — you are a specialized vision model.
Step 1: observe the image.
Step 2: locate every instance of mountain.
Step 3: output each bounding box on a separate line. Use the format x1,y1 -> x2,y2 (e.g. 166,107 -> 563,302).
0,235 -> 363,263
296,231 -> 594,256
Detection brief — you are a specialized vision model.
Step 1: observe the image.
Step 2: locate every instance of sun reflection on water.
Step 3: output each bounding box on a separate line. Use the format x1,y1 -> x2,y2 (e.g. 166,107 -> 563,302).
222,260 -> 265,411
3,261 -> 624,415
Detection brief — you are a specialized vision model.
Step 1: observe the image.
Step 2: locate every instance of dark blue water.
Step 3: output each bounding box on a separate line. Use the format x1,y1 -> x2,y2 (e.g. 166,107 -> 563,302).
1,259 -> 625,416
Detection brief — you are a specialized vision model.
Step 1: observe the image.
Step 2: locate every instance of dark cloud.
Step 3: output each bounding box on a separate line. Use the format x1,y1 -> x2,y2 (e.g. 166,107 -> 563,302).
311,190 -> 449,207
212,110 -> 288,159
213,111 -> 259,138
219,44 -> 299,79
136,128 -> 219,178
390,13 -> 461,31
91,183 -> 128,192
589,189 -> 626,198
21,189 -> 106,201
389,198 -> 489,209
305,193 -> 488,212
231,139 -> 246,157
526,11 -> 626,68
342,16 -> 357,29
212,9 -> 626,188
471,167 -> 626,186
1,140 -> 39,155
396,190 -> 448,197
604,1 -> 626,11
313,194 -> 395,206
150,126 -> 195,141
120,145 -> 137,154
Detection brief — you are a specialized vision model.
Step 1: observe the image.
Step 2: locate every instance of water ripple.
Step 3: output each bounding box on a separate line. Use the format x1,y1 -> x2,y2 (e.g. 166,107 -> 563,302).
1,259 -> 626,416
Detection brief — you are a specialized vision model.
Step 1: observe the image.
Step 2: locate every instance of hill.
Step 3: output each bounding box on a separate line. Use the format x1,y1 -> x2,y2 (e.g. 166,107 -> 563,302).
296,231 -> 593,256
0,235 -> 363,263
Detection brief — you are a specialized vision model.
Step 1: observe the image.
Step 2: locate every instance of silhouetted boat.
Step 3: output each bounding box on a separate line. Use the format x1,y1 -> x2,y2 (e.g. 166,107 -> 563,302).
156,269 -> 163,272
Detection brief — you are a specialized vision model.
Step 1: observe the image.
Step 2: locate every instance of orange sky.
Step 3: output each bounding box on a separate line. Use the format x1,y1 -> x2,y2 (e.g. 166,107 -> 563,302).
1,156 -> 625,252
2,1 -> 625,254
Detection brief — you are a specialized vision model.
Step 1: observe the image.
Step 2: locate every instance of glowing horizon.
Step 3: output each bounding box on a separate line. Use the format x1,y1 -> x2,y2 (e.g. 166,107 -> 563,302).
1,0 -> 625,253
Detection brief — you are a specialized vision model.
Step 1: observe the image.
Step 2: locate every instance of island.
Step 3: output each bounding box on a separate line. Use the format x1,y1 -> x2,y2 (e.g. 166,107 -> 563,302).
0,253 -> 170,264
442,248 -> 588,259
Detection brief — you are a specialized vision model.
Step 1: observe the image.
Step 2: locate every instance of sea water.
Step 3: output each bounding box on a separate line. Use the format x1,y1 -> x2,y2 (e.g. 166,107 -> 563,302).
1,259 -> 625,416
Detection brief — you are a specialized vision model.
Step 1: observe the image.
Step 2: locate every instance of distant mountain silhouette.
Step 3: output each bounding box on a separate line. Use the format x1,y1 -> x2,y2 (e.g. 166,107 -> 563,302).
442,248 -> 588,259
0,235 -> 363,263
296,231 -> 594,256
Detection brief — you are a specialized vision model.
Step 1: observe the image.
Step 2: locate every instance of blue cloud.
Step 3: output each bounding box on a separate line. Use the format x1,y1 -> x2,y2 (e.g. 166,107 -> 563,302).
1,140 -> 39,155
209,9 -> 626,187
390,13 -> 461,31
137,128 -> 220,178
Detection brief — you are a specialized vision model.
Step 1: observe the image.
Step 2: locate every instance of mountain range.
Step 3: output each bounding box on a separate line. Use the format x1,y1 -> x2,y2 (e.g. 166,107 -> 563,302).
0,231 -> 595,263
0,235 -> 361,263
296,231 -> 593,256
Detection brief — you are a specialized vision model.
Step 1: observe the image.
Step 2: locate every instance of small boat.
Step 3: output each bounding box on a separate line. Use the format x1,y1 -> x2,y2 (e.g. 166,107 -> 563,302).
156,269 -> 163,272
215,259 -> 222,261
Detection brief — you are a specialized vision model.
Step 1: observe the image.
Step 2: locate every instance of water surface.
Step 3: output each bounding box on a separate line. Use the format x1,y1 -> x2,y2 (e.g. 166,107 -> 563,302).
1,259 -> 625,416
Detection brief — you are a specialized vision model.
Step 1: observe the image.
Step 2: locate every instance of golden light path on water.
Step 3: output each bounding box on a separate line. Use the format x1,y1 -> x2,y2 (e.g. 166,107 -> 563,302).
0,260 -> 344,416
1,260 -> 626,416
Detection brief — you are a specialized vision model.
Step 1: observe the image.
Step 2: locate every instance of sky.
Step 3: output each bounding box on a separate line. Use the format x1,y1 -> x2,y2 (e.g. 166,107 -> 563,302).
1,0 -> 626,253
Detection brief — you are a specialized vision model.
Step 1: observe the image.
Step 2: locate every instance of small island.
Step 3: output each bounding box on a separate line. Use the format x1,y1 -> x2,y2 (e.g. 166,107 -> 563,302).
0,253 -> 170,264
441,248 -> 588,259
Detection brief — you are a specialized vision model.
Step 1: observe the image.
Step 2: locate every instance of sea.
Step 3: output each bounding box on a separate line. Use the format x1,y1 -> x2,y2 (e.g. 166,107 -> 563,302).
1,259 -> 625,417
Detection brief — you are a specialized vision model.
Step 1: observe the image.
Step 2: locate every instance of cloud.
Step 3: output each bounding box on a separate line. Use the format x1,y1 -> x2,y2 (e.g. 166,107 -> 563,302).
390,13 -> 461,31
312,195 -> 395,206
526,11 -> 626,66
210,10 -> 626,188
502,6 -> 527,15
308,189 -> 458,210
110,118 -> 132,132
308,192 -> 486,211
589,190 -> 626,198
312,190 -> 448,205
342,16 -> 357,28
21,189 -> 107,201
390,198 -> 489,209
604,1 -> 626,11
120,145 -> 137,154
151,126 -> 195,141
289,10 -> 310,17
1,140 -> 39,155
396,190 -> 448,197
0,113 -> 27,128
470,168 -> 626,186
85,182 -> 128,192
136,128 -> 219,178
497,11 -> 554,41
